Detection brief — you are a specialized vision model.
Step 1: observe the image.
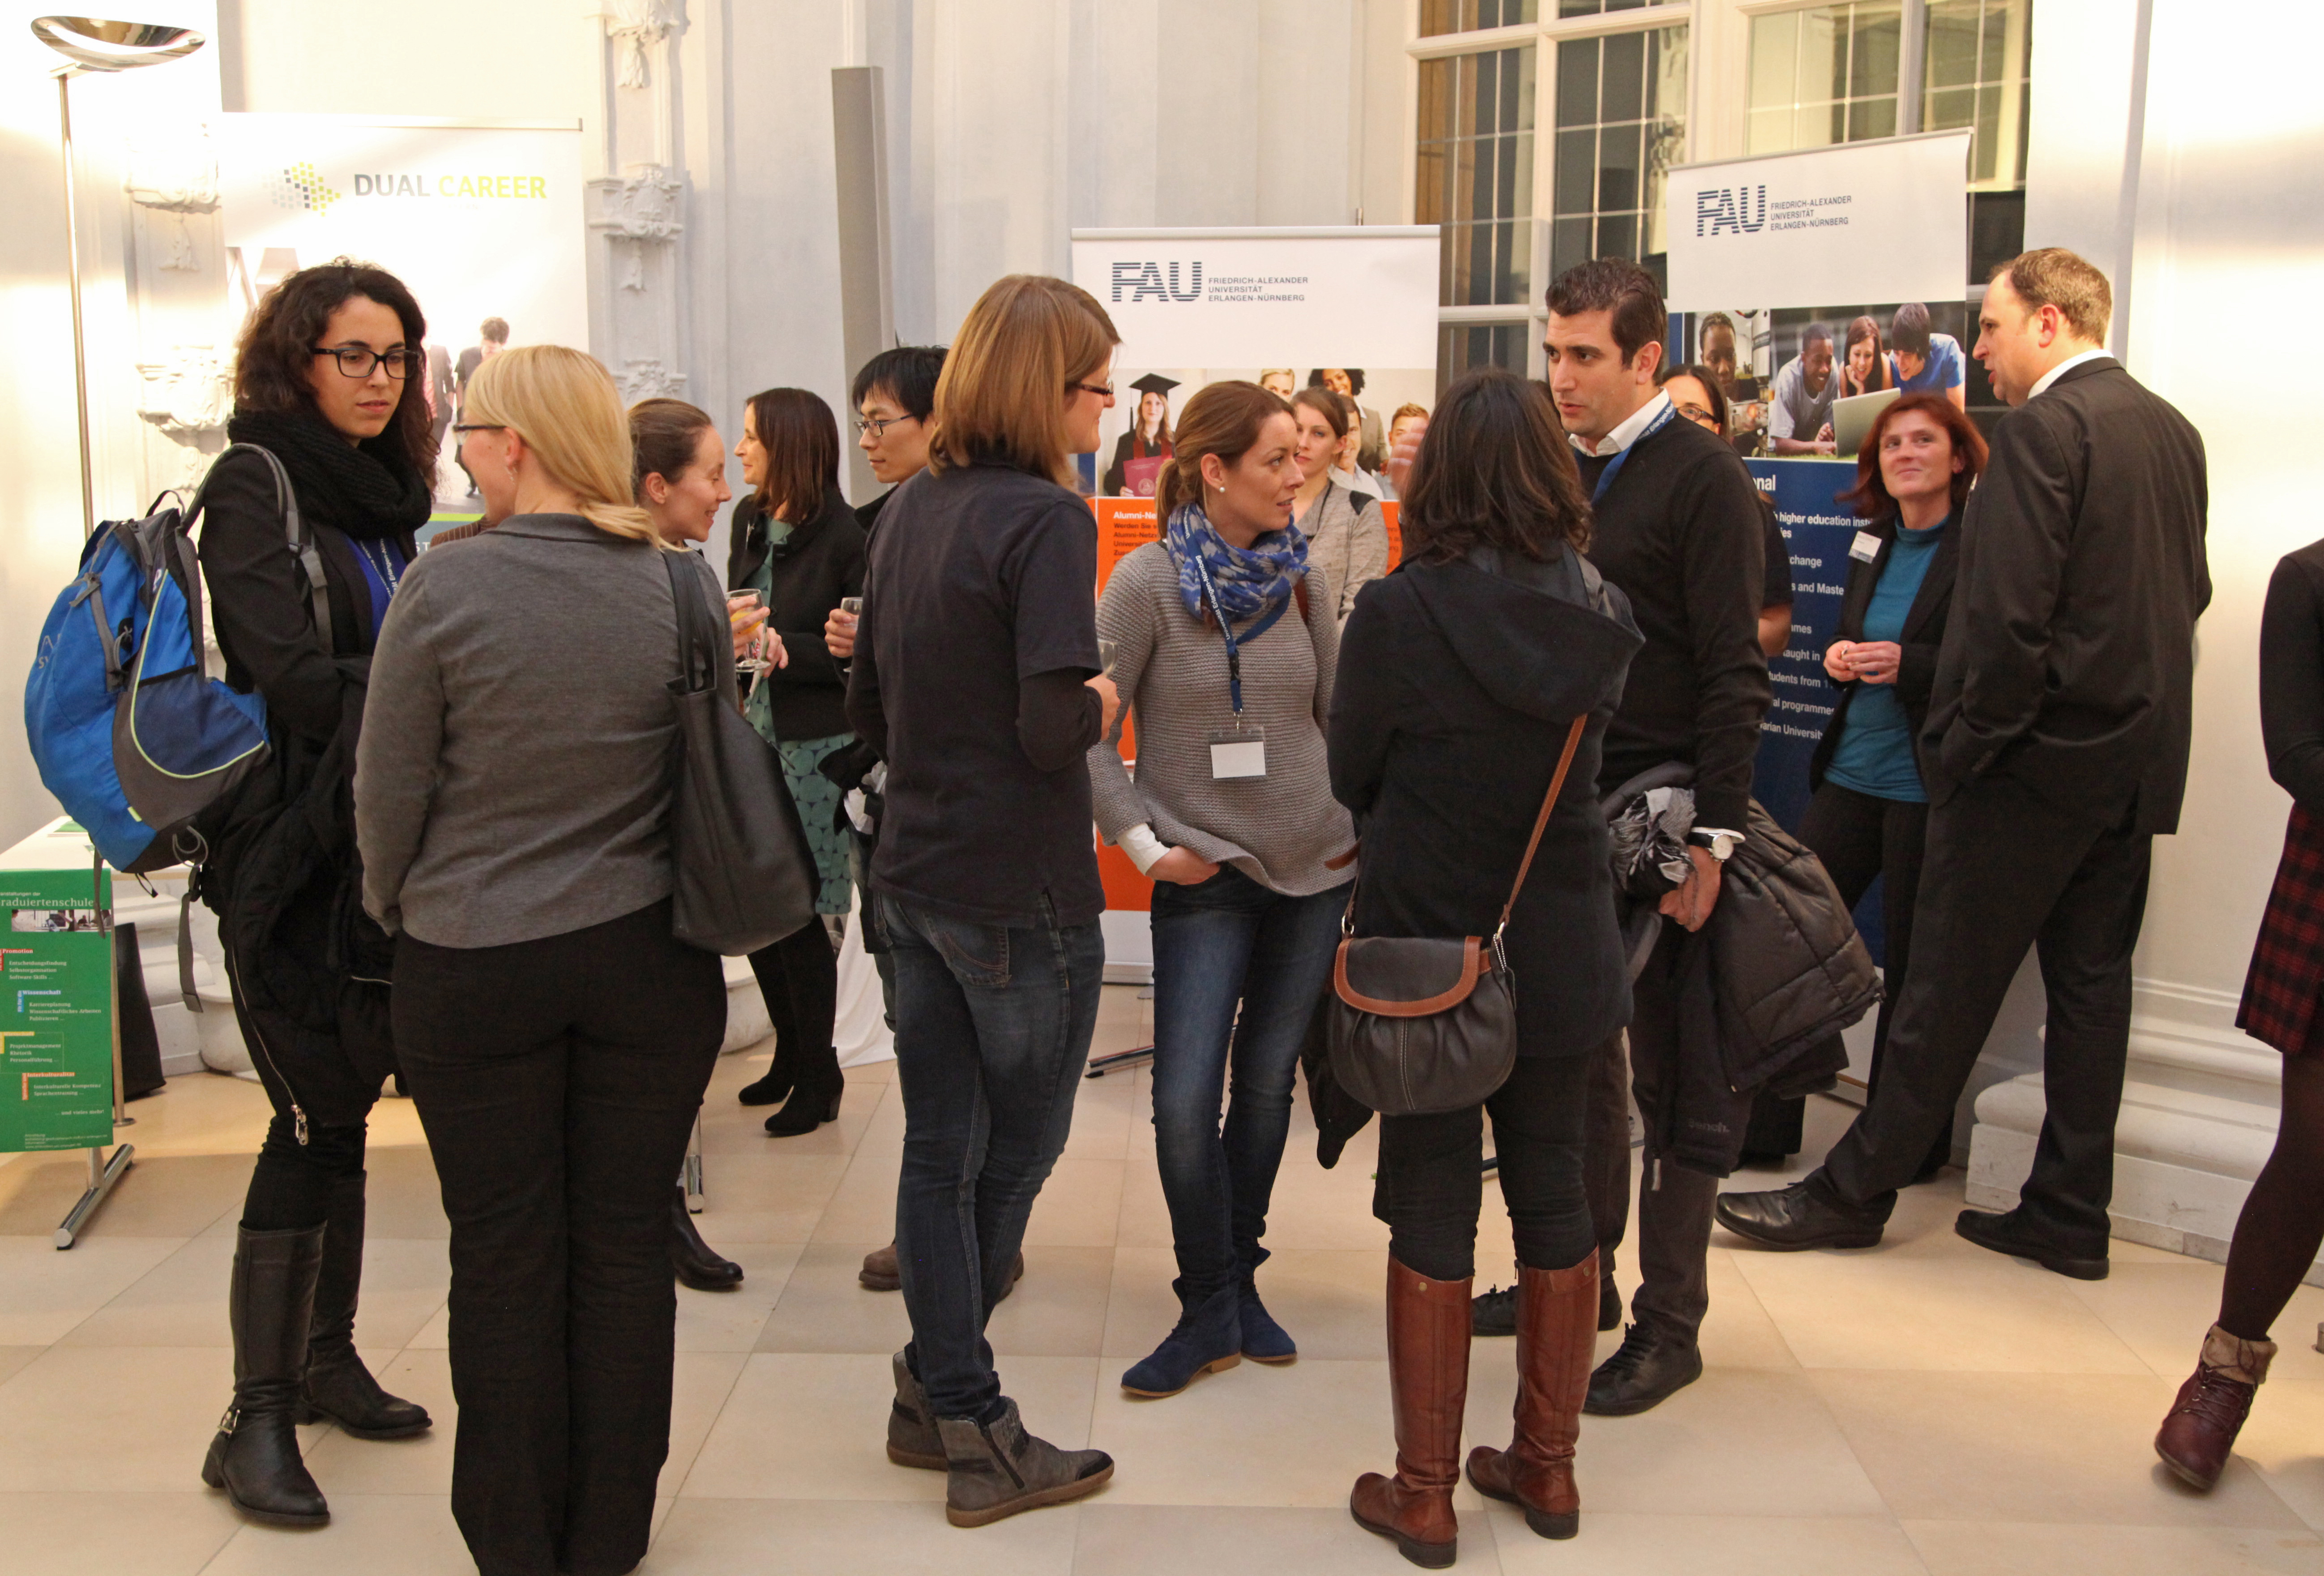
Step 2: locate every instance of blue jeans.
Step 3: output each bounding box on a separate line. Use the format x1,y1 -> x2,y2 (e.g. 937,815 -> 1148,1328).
882,892 -> 1104,1421
1149,866 -> 1349,1302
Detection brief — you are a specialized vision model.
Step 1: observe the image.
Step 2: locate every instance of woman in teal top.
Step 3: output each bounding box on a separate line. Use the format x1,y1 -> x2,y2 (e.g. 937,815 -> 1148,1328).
1785,394 -> 1988,1173
726,387 -> 867,1136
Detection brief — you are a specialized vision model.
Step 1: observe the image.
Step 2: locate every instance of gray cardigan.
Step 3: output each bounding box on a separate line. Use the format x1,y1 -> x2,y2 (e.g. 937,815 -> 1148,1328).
1088,542 -> 1356,896
355,513 -> 731,947
1297,479 -> 1391,625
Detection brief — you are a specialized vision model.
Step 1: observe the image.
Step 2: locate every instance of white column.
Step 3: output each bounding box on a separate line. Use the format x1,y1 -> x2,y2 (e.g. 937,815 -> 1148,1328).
1966,0 -> 2324,1284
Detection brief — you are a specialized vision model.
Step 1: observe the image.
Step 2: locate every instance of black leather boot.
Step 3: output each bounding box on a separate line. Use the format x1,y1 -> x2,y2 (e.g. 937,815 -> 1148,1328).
763,1057 -> 845,1137
671,1186 -> 745,1290
297,1173 -> 431,1439
202,1224 -> 331,1525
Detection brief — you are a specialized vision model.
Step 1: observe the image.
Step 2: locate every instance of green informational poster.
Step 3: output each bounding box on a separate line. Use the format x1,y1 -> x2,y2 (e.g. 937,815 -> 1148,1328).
0,835 -> 115,1154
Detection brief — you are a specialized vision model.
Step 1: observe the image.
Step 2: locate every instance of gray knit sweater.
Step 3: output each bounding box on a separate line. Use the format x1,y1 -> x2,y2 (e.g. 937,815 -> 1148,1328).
1298,479 -> 1391,625
1088,542 -> 1357,896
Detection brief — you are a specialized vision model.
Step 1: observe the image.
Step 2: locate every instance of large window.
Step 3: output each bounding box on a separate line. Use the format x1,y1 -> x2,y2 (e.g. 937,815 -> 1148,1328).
1746,2 -> 1903,152
1747,0 -> 2030,187
1411,5 -> 1689,384
1550,25 -> 1687,286
1924,0 -> 2030,189
1416,46 -> 1538,308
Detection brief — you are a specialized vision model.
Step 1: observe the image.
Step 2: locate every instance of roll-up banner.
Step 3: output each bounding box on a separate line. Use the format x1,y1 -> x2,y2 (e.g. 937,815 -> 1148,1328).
213,114 -> 588,510
1069,227 -> 1440,974
1663,134 -> 1972,966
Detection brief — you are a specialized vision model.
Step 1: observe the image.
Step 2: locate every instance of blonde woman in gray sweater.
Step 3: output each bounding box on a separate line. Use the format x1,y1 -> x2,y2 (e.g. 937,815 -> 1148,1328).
1090,380 -> 1358,1399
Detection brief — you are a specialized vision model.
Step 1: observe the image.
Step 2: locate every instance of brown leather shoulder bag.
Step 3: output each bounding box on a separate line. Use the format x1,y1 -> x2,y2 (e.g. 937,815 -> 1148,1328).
1326,713 -> 1587,1117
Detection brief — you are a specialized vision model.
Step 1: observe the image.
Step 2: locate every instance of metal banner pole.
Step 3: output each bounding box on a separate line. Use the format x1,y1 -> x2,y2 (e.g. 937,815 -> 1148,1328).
57,853 -> 132,1247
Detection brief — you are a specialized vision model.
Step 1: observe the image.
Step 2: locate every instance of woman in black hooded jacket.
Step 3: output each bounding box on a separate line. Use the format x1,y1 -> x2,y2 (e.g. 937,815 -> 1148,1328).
1330,370 -> 1640,1567
194,260 -> 436,1528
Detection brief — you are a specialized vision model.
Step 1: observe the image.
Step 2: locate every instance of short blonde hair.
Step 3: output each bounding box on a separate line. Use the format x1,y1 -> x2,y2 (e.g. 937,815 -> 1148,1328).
1993,248 -> 2113,343
464,347 -> 660,545
928,275 -> 1118,487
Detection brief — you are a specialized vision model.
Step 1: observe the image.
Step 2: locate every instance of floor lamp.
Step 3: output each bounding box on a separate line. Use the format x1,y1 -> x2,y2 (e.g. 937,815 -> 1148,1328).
30,16 -> 205,538
29,18 -> 203,1249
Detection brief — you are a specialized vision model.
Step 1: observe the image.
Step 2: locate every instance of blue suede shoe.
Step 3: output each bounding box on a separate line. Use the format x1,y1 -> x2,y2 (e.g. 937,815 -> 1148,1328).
1120,1284 -> 1243,1398
1238,1276 -> 1298,1363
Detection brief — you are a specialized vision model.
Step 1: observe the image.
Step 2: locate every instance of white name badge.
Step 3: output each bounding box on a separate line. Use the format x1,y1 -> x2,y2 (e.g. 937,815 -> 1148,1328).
1849,531 -> 1882,563
1209,725 -> 1267,780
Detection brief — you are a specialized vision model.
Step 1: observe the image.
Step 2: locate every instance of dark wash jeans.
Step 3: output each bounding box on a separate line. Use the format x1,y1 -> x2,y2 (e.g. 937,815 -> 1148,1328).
882,891 -> 1104,1421
393,899 -> 725,1576
1149,865 -> 1347,1302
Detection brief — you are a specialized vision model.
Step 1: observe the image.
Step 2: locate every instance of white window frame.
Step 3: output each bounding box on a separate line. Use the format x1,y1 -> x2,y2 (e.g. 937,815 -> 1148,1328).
1406,2 -> 1698,377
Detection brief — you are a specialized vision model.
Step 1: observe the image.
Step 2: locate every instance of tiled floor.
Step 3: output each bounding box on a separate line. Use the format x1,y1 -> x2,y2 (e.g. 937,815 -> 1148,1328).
3,985 -> 2322,1573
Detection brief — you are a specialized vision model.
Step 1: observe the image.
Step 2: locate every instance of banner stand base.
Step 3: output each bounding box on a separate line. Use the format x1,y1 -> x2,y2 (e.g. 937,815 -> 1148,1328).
56,1142 -> 133,1249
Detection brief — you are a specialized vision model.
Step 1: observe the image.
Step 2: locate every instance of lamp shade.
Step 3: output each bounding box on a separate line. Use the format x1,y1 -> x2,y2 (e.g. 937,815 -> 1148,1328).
30,16 -> 205,72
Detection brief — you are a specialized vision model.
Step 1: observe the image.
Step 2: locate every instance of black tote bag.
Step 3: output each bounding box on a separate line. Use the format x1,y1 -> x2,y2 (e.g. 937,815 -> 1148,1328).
662,552 -> 818,956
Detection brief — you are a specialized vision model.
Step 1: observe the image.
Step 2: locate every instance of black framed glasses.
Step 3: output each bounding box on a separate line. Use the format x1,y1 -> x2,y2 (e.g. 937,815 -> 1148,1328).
853,414 -> 918,437
1068,379 -> 1114,400
313,346 -> 421,380
452,423 -> 504,437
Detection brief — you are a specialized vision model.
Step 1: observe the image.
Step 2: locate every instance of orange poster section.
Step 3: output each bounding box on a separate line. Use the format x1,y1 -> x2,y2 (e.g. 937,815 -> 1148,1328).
1084,496 -> 1397,915
1091,499 -> 1157,912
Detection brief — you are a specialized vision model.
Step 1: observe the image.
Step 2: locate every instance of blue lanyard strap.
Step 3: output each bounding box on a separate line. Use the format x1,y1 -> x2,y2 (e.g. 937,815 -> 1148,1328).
1588,399 -> 1677,504
1191,555 -> 1290,717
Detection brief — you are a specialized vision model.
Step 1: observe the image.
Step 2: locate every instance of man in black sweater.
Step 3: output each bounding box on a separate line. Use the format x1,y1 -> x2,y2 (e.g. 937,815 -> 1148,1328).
1717,249 -> 2211,1278
1544,260 -> 1771,1415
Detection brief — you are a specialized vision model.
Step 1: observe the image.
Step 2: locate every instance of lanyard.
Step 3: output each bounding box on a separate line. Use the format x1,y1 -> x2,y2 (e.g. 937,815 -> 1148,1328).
356,538 -> 405,600
1588,399 -> 1678,504
1191,555 -> 1248,716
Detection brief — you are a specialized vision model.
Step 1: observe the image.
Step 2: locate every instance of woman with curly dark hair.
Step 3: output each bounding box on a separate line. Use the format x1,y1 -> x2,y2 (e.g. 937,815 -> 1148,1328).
196,258 -> 436,1528
1331,368 -> 1641,1566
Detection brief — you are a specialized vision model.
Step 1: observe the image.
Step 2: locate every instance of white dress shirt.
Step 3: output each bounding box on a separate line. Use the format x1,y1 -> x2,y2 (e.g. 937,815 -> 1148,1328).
1569,390 -> 1674,458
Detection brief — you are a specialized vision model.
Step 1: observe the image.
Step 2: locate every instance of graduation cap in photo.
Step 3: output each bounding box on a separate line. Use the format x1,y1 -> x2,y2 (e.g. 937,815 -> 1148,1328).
1128,373 -> 1180,399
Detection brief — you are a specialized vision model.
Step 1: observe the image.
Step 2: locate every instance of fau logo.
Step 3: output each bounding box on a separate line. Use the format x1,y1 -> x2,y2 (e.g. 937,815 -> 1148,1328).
1695,185 -> 1769,237
1109,261 -> 1204,303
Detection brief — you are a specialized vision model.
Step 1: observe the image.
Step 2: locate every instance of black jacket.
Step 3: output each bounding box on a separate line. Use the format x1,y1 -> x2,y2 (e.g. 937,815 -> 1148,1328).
1329,545 -> 1643,1058
727,485 -> 868,740
1807,514 -> 1960,790
196,446 -> 412,1125
1922,357 -> 2211,834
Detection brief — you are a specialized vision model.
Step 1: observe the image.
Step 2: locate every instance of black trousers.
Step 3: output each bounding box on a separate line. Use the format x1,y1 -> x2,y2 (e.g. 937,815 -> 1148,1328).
222,940 -> 373,1233
1820,774 -> 2153,1253
1745,782 -> 1938,1165
395,900 -> 725,1576
1582,925 -> 1721,1343
1376,1054 -> 1596,1283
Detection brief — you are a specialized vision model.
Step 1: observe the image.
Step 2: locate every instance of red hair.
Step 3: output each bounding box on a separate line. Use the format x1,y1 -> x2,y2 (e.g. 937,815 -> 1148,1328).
1838,393 -> 1988,519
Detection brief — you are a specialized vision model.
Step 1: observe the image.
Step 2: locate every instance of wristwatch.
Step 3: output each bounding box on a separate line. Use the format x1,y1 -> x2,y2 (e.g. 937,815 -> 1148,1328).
1687,827 -> 1741,863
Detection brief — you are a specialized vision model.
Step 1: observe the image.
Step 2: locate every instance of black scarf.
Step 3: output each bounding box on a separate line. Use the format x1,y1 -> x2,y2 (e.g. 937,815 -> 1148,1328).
225,406 -> 432,541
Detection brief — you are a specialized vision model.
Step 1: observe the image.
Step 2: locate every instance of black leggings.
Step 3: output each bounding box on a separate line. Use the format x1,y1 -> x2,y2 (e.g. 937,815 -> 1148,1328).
1375,1054 -> 1596,1282
243,1114 -> 367,1232
2220,1055 -> 2324,1340
749,920 -> 839,1089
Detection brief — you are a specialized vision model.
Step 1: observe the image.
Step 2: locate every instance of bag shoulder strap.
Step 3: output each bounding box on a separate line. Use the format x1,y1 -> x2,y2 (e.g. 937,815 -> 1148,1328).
186,443 -> 331,660
1496,713 -> 1589,937
663,548 -> 720,694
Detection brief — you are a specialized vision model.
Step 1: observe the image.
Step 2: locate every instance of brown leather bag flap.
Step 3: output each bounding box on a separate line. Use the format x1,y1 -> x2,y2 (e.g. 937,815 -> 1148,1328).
1333,936 -> 1487,1018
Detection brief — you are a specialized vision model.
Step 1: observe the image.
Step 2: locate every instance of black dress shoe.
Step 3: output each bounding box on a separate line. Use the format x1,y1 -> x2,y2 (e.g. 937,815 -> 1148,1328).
1953,1208 -> 2109,1280
1584,1322 -> 1703,1417
671,1188 -> 745,1291
1714,1175 -> 1887,1251
1471,1284 -> 1517,1337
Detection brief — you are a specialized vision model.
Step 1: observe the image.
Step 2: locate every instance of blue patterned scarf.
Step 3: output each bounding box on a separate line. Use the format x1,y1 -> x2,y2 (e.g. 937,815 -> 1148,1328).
1162,502 -> 1307,627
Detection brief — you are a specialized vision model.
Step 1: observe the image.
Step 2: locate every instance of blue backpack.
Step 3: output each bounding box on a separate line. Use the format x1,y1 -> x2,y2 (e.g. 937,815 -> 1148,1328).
24,445 -> 330,874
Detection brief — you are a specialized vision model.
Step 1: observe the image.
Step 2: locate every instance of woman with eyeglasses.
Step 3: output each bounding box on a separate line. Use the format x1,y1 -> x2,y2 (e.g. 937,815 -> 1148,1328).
195,260 -> 436,1528
728,388 -> 868,1136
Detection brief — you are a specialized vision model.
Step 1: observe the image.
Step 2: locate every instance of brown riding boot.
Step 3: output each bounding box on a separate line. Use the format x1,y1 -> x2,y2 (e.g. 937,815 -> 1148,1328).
1465,1250 -> 1596,1540
2155,1323 -> 2276,1490
1350,1258 -> 1471,1569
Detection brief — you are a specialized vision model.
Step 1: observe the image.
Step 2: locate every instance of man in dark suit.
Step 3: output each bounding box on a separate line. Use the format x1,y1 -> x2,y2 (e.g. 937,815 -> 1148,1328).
1717,248 -> 2212,1279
